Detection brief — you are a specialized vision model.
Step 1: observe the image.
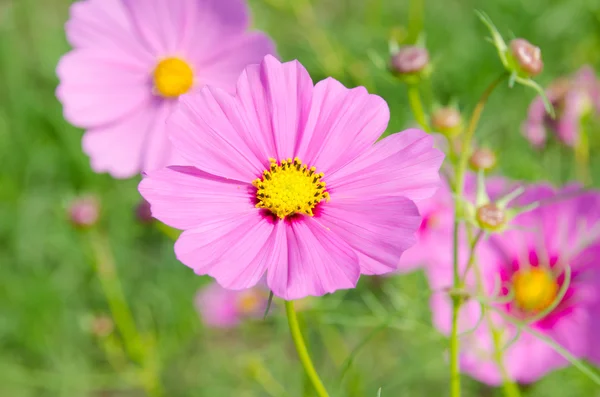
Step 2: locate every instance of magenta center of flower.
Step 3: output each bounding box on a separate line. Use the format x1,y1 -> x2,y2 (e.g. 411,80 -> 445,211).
153,57 -> 194,98
252,158 -> 330,219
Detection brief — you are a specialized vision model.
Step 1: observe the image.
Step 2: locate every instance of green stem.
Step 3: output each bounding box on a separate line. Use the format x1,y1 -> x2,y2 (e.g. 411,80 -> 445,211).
407,84 -> 431,132
407,0 -> 424,44
449,72 -> 507,397
285,301 -> 330,397
575,122 -> 591,185
491,329 -> 522,397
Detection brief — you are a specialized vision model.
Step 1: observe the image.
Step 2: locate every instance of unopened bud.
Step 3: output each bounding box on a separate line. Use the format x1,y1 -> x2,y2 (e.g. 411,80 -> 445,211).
136,199 -> 153,224
509,39 -> 543,77
69,195 -> 100,228
469,148 -> 497,171
431,107 -> 462,137
91,315 -> 114,337
476,203 -> 506,231
390,46 -> 430,75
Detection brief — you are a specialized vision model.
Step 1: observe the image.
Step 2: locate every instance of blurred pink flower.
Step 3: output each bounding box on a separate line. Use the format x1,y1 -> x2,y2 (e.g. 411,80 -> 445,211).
523,66 -> 600,148
57,0 -> 275,178
139,55 -> 444,300
428,184 -> 600,384
195,282 -> 266,328
69,195 -> 100,227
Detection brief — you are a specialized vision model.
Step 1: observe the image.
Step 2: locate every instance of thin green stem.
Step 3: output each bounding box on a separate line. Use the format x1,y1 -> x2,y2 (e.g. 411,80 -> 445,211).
449,72 -> 507,397
285,300 -> 330,397
491,329 -> 522,397
407,84 -> 431,132
575,122 -> 591,185
407,0 -> 424,44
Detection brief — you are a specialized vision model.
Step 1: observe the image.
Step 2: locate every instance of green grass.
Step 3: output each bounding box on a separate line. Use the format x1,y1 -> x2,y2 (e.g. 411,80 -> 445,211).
1,0 -> 600,396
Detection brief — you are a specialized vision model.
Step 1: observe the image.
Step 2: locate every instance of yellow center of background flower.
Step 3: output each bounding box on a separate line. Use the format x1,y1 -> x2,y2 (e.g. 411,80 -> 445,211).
235,290 -> 263,314
512,268 -> 559,313
153,57 -> 194,98
253,158 -> 330,219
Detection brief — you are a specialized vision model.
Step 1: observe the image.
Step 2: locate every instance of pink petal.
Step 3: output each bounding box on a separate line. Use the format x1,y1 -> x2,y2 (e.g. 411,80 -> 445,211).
169,84 -> 276,182
195,283 -> 241,328
174,211 -> 275,290
295,78 -> 389,175
327,129 -> 444,202
317,196 -> 420,275
56,50 -> 152,128
82,100 -> 162,178
267,219 -> 360,300
138,166 -> 254,230
141,100 -> 180,171
196,33 -> 276,94
66,0 -> 153,65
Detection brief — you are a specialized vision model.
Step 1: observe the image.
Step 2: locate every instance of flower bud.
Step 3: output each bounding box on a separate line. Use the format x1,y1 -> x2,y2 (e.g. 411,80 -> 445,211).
69,195 -> 100,228
476,203 -> 506,231
469,148 -> 497,171
136,199 -> 153,224
91,315 -> 114,338
431,107 -> 462,137
509,39 -> 543,77
390,46 -> 430,75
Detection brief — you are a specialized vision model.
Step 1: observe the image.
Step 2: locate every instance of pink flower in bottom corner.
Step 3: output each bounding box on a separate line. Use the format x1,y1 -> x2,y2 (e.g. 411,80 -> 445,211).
56,0 -> 275,178
523,65 -> 600,148
139,55 -> 444,300
428,184 -> 600,385
195,282 -> 267,328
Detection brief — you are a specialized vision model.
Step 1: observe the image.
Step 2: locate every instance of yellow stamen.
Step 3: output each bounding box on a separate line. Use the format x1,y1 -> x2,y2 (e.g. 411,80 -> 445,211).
253,158 -> 330,219
236,290 -> 263,314
153,57 -> 194,98
512,267 -> 559,313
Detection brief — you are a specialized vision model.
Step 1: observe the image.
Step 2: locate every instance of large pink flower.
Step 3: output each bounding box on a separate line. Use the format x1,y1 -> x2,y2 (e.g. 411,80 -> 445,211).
57,0 -> 275,178
428,184 -> 600,384
139,55 -> 444,300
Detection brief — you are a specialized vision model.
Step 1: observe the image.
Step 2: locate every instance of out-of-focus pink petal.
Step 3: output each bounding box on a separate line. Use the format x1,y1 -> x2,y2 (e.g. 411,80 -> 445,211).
267,219 -> 360,300
327,129 -> 444,202
318,196 -> 420,275
195,283 -> 240,328
174,211 -> 275,290
138,166 -> 254,230
65,0 -> 153,64
195,33 -> 276,94
82,100 -> 166,178
56,50 -> 152,128
295,78 -> 389,175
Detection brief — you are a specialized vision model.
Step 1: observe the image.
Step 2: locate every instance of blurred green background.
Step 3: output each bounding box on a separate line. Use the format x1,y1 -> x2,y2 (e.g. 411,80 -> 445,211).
1,0 -> 600,396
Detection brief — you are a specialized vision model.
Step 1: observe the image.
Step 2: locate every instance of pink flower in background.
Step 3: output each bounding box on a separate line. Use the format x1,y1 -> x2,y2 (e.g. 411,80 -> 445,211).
195,282 -> 266,328
523,66 -> 600,148
139,55 -> 444,300
57,0 -> 275,178
398,179 -> 453,271
428,184 -> 600,384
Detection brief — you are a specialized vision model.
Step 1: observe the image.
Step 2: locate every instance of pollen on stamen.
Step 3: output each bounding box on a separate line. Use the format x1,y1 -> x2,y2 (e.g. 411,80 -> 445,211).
252,158 -> 330,219
153,57 -> 194,98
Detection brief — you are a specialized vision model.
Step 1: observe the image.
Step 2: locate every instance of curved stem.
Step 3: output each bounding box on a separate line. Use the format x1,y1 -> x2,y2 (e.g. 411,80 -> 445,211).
285,300 -> 330,397
407,84 -> 431,132
491,329 -> 522,397
449,72 -> 507,397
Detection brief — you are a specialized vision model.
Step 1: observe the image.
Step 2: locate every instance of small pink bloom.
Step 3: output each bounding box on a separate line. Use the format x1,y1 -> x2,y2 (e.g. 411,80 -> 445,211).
428,183 -> 600,384
523,66 -> 600,148
69,195 -> 100,227
57,0 -> 275,178
195,282 -> 266,328
139,55 -> 444,300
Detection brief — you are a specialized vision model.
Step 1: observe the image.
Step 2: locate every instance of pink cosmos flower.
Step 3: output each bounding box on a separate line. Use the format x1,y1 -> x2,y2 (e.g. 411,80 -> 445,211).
428,183 -> 600,384
195,282 -> 266,328
398,179 -> 453,271
523,66 -> 600,148
57,0 -> 275,178
139,55 -> 444,300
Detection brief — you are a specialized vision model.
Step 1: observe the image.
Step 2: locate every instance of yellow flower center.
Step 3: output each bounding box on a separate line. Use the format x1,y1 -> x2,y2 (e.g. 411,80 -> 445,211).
235,290 -> 263,314
253,158 -> 330,219
153,57 -> 194,98
512,268 -> 559,313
